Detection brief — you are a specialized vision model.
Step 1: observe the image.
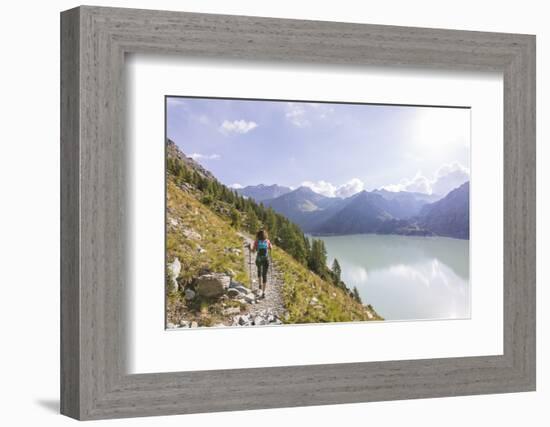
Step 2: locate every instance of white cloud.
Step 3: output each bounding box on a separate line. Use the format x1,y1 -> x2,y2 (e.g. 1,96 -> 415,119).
431,162 -> 470,196
382,162 -> 469,196
301,178 -> 364,198
335,178 -> 365,198
310,103 -> 335,119
285,103 -> 309,127
285,102 -> 334,127
301,180 -> 336,197
188,153 -> 221,161
219,119 -> 258,134
229,183 -> 243,189
383,172 -> 432,194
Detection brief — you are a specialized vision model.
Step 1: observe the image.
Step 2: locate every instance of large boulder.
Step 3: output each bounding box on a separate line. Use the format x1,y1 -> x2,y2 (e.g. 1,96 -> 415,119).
196,273 -> 231,298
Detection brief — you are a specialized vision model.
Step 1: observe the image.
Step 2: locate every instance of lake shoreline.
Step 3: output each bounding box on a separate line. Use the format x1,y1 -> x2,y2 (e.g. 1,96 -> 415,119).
307,231 -> 470,241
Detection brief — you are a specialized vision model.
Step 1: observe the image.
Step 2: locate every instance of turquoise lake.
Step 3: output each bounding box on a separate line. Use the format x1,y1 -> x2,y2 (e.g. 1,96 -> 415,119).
315,234 -> 470,321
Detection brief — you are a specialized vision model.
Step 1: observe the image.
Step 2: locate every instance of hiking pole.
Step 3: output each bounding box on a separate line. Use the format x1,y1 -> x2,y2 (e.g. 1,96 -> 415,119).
248,243 -> 253,292
269,251 -> 273,285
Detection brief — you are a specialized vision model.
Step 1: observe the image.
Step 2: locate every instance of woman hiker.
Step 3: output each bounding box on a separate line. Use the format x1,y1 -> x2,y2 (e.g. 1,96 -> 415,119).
250,229 -> 272,299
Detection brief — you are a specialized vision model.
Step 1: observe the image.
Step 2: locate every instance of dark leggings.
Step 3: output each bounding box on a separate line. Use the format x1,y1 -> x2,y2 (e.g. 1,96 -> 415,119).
256,256 -> 269,284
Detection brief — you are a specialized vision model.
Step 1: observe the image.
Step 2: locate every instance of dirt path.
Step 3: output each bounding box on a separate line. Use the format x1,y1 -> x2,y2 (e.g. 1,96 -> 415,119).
238,233 -> 287,324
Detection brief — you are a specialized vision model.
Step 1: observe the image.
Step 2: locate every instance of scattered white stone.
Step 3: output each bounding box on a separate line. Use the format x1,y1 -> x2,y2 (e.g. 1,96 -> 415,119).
183,228 -> 202,240
223,307 -> 241,316
254,316 -> 267,326
184,288 -> 196,300
230,283 -> 248,294
168,258 -> 181,292
197,245 -> 207,254
179,320 -> 189,328
238,315 -> 249,326
190,321 -> 198,328
227,288 -> 241,299
243,293 -> 256,304
167,322 -> 177,329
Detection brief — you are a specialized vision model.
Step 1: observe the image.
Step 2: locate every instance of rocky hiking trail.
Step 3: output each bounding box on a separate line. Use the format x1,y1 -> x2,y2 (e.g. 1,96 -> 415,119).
166,232 -> 288,329
232,233 -> 288,327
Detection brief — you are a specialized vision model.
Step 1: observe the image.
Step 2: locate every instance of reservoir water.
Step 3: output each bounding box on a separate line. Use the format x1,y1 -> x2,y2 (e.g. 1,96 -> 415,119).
316,234 -> 470,321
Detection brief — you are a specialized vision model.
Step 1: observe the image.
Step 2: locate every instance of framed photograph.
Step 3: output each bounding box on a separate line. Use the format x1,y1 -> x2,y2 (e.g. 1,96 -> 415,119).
61,6 -> 536,420
164,96 -> 470,328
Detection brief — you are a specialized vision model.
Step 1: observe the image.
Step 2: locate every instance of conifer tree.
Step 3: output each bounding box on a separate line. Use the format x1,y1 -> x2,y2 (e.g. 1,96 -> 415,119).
332,258 -> 342,284
166,152 -> 361,300
308,238 -> 327,276
230,207 -> 240,228
352,286 -> 362,304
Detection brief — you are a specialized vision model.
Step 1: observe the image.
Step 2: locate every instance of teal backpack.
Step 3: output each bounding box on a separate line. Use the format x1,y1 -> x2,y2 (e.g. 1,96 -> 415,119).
257,240 -> 269,258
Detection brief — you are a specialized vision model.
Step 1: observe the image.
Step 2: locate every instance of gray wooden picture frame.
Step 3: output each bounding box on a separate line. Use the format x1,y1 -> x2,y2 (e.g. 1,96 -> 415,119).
60,5 -> 536,421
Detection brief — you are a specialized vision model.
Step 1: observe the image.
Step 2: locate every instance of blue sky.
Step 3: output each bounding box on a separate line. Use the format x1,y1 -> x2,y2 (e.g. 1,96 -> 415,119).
166,97 -> 470,198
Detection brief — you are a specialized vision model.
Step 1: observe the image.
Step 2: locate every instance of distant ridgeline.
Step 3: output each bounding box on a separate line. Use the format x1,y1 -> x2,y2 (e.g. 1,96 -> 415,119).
239,181 -> 470,240
166,139 -> 379,326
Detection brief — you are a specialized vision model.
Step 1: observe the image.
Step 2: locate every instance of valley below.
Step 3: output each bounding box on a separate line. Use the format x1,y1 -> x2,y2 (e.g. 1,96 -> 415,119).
236,171 -> 471,321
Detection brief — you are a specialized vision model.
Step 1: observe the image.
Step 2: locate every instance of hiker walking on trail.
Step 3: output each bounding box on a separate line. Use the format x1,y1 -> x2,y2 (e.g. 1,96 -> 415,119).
250,229 -> 272,299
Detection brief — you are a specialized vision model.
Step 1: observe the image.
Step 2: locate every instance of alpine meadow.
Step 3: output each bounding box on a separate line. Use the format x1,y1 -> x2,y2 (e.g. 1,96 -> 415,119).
165,97 -> 470,329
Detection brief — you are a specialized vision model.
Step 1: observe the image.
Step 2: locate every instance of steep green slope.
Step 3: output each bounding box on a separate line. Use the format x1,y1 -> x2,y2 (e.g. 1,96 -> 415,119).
165,139 -> 382,326
166,179 -> 249,326
167,180 -> 247,284
274,248 -> 382,323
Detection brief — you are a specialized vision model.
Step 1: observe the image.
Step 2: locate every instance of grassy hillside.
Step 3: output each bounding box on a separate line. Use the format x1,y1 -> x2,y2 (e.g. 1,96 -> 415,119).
274,248 -> 382,323
166,139 -> 382,326
167,180 -> 247,284
166,178 -> 249,326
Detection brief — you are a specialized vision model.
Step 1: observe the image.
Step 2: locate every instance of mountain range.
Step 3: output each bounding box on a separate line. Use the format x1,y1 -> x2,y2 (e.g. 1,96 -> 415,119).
235,184 -> 292,201
240,182 -> 469,239
418,182 -> 470,239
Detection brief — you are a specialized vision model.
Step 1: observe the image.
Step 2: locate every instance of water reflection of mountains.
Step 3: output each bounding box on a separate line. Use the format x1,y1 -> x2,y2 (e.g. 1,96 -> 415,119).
317,234 -> 469,281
